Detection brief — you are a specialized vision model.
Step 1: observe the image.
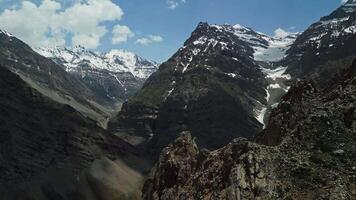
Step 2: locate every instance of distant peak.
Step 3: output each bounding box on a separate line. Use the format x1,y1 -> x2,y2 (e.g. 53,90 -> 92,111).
233,24 -> 249,30
197,21 -> 209,27
273,28 -> 290,39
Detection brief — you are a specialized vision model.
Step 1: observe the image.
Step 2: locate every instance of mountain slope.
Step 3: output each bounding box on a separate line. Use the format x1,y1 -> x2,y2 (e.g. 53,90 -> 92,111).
109,22 -> 296,155
0,65 -> 147,200
143,60 -> 356,200
0,30 -> 133,126
283,0 -> 356,85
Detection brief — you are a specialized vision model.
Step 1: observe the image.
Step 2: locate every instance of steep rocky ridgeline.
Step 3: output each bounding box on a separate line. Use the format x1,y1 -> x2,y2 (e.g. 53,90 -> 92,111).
142,60 -> 356,200
109,22 -> 297,156
36,46 -> 158,103
283,0 -> 356,85
0,65 -> 151,200
109,1 -> 356,157
0,30 -> 118,126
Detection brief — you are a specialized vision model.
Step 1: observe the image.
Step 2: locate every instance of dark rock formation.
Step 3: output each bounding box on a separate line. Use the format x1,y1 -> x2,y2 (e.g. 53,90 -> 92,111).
0,65 -> 143,200
0,31 -> 116,125
142,61 -> 356,199
109,22 -> 270,156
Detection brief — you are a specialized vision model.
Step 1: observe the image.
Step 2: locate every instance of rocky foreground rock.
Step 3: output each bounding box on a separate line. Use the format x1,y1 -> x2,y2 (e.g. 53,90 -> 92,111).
142,61 -> 356,200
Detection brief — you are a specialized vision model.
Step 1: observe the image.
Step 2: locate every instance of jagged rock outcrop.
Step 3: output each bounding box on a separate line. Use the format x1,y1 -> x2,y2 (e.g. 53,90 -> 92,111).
0,30 -> 117,125
142,61 -> 356,199
0,65 -> 145,200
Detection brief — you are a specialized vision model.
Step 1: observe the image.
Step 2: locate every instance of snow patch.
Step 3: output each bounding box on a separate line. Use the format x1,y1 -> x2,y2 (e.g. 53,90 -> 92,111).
226,73 -> 238,78
253,30 -> 297,62
255,106 -> 267,128
165,80 -> 176,99
0,29 -> 13,37
193,37 -> 207,45
265,89 -> 270,102
261,66 -> 291,81
182,56 -> 193,73
268,83 -> 281,89
344,25 -> 356,33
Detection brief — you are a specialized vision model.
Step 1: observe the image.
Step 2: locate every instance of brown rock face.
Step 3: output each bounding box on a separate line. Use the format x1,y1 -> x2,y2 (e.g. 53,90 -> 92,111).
142,62 -> 356,199
143,133 -> 279,200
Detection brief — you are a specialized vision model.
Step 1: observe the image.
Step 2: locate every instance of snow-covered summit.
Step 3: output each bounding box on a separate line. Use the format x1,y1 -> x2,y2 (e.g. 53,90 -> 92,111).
35,46 -> 158,79
103,49 -> 158,79
190,23 -> 298,63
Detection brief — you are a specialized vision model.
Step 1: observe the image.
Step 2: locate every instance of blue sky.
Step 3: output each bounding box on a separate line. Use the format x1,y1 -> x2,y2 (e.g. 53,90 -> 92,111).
0,0 -> 346,62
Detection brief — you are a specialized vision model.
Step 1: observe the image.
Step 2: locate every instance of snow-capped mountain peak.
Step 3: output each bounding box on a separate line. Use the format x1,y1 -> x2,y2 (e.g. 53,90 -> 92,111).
35,46 -> 158,79
104,49 -> 159,79
194,23 -> 298,62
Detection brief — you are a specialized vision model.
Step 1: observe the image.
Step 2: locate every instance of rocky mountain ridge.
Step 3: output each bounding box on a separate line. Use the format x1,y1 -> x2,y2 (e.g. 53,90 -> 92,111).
109,1 -> 356,159
143,59 -> 356,200
283,0 -> 356,85
0,30 -> 116,126
109,22 -> 296,156
0,65 -> 146,200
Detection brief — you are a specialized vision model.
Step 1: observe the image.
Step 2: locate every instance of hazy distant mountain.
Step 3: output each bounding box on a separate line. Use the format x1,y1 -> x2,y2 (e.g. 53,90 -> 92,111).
0,30 -> 114,126
36,46 -> 158,79
36,46 -> 159,103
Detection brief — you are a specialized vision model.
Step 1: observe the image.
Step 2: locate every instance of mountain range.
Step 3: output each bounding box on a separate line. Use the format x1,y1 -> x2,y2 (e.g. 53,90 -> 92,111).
108,1 -> 356,159
0,1 -> 355,200
108,22 -> 297,155
36,45 -> 159,111
0,31 -> 158,128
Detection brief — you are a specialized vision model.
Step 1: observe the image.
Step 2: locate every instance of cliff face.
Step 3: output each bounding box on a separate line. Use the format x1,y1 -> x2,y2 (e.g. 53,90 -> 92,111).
0,65 -> 144,200
142,61 -> 356,200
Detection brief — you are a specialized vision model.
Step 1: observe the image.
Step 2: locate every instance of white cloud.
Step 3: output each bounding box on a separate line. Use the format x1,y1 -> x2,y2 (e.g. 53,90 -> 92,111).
341,0 -> 348,4
112,25 -> 134,44
167,0 -> 187,10
0,0 -> 127,49
274,28 -> 290,39
136,35 -> 163,45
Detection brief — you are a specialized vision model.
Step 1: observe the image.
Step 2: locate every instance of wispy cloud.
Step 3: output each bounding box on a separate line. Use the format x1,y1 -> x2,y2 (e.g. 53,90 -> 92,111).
0,0 -> 130,49
136,35 -> 163,45
112,25 -> 134,44
341,0 -> 348,4
167,0 -> 187,10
